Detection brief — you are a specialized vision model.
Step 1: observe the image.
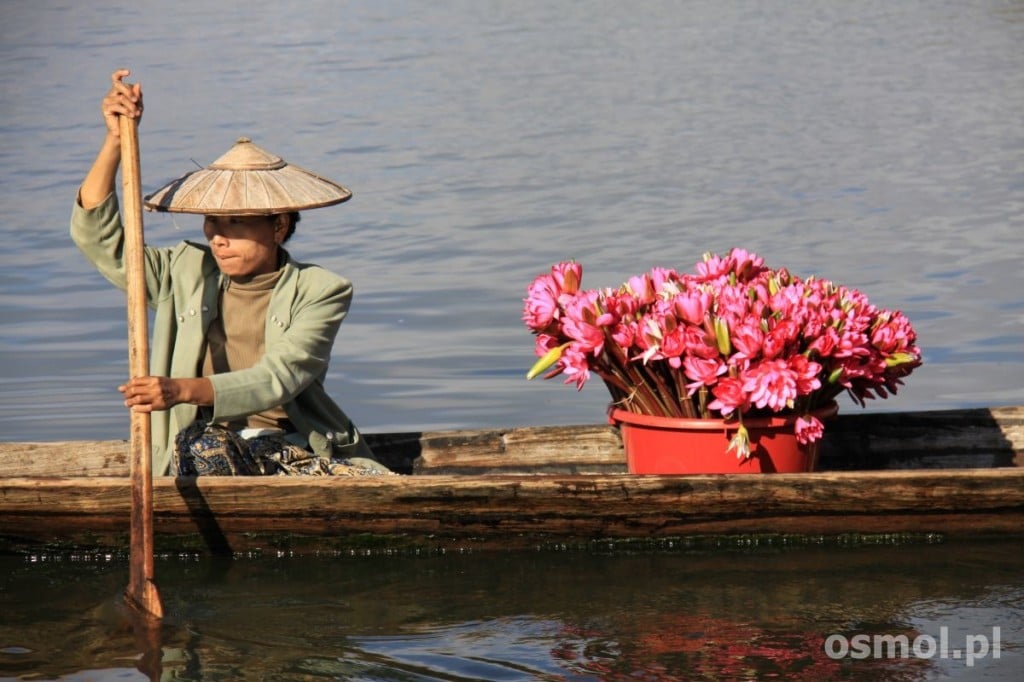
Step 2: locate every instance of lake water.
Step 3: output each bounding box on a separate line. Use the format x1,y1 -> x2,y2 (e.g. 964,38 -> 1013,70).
1,1 -> 1022,680
1,540 -> 1023,681
1,0 -> 1022,439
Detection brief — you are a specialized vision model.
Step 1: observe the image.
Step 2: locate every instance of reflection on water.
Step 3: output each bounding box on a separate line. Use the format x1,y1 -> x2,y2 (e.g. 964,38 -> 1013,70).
1,540 -> 1022,680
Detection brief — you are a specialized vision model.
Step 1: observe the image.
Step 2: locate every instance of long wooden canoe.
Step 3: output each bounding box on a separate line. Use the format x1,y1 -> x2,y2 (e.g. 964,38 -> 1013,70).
1,406 -> 1022,555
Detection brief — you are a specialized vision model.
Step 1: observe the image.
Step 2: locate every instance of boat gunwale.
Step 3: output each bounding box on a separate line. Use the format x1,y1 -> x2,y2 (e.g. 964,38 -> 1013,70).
1,405 -> 1021,553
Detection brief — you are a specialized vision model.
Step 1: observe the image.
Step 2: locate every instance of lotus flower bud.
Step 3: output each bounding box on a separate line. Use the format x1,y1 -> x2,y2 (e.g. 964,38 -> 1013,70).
727,424 -> 751,460
713,317 -> 732,356
527,342 -> 569,380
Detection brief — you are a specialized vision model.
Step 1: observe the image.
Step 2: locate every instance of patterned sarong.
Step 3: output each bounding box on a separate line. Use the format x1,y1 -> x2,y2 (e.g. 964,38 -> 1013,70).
172,422 -> 391,477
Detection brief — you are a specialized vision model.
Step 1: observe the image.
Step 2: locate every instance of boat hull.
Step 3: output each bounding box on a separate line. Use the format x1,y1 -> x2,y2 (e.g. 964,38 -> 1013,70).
1,406 -> 1022,554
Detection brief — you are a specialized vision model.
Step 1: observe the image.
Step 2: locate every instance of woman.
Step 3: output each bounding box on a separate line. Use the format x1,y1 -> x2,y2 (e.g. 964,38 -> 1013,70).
72,69 -> 382,476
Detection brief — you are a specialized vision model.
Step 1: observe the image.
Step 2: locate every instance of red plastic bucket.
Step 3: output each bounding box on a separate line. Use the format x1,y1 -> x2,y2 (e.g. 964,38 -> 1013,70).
608,403 -> 838,474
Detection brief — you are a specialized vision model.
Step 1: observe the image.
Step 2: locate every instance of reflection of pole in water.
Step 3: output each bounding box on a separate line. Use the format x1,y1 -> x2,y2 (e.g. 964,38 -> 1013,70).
120,598 -> 163,681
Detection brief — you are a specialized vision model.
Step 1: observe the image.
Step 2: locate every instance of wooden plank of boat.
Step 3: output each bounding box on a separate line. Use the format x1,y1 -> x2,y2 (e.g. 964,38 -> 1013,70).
3,405 -> 1022,477
0,406 -> 1021,553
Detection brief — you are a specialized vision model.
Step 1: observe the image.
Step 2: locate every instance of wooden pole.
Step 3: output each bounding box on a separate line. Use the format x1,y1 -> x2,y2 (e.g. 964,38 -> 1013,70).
119,113 -> 163,620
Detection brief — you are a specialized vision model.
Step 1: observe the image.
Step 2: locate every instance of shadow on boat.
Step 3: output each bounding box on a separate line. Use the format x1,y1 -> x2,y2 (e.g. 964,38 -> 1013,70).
819,406 -> 1021,470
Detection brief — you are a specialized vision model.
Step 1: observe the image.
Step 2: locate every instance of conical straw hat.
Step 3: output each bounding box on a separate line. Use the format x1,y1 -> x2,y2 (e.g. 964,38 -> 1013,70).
144,137 -> 352,215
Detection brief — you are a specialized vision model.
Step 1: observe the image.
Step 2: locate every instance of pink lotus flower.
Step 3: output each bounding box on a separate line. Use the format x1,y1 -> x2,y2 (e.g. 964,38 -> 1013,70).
522,275 -> 560,331
561,290 -> 606,356
560,346 -> 591,391
550,261 -> 582,295
522,262 -> 583,332
795,414 -> 825,445
522,249 -> 922,445
742,359 -> 801,412
683,356 -> 726,395
708,376 -> 750,416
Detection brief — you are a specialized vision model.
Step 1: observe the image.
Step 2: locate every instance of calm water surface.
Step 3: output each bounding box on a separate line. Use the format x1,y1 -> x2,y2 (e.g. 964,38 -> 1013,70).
1,0 -> 1022,439
1,540 -> 1023,681
1,1 -> 1023,680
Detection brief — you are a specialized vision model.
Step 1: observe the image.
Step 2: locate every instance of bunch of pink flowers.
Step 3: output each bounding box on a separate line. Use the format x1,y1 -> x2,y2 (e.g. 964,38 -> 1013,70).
523,248 -> 921,447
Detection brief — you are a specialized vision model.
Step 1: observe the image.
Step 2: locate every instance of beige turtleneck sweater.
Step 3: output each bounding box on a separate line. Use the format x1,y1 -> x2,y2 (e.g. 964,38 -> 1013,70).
202,268 -> 291,431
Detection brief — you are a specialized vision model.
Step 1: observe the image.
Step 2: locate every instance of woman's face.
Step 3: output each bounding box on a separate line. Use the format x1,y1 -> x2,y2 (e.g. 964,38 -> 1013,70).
202,215 -> 288,278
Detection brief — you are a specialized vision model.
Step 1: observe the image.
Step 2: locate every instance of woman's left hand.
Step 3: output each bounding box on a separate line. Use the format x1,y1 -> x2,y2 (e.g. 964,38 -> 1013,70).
118,376 -> 181,412
119,376 -> 215,412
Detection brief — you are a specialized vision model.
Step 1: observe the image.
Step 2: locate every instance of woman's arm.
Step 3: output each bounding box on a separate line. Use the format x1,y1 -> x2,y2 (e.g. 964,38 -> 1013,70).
119,269 -> 353,419
80,68 -> 143,209
119,376 -> 214,412
206,272 -> 354,423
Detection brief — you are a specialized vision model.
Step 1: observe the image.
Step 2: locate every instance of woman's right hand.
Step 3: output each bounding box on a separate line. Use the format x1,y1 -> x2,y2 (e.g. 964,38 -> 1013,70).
101,68 -> 143,139
78,68 -> 145,208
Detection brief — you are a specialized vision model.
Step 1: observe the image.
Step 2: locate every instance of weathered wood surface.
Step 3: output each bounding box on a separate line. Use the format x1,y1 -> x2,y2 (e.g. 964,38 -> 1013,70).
1,405 -> 1022,553
1,469 -> 1022,553
1,406 -> 1022,477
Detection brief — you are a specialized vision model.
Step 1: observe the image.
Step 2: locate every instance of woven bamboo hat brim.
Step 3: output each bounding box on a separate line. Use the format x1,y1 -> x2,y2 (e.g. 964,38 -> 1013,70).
143,137 -> 352,215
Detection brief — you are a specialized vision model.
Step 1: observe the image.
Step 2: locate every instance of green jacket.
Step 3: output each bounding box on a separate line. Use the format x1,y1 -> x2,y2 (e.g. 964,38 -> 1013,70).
71,193 -> 372,475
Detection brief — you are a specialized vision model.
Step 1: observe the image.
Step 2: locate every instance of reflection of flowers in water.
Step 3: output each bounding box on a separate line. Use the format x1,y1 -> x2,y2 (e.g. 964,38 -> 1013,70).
551,615 -> 933,680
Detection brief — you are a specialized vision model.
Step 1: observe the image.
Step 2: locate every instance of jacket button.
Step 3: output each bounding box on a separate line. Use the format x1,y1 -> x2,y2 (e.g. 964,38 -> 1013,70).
177,315 -> 185,323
